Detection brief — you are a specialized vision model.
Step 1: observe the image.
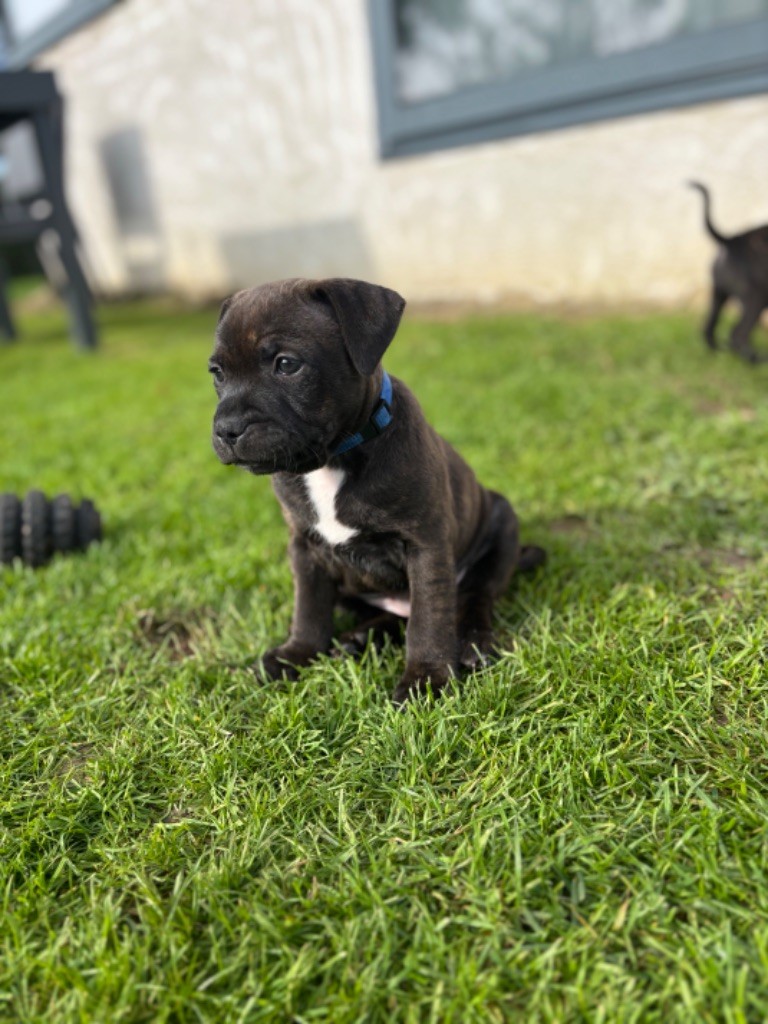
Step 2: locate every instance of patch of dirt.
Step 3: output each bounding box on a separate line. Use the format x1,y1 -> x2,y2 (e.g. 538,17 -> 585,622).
56,742 -> 96,783
698,584 -> 742,608
546,514 -> 592,537
695,399 -> 726,416
712,704 -> 730,727
695,548 -> 757,570
659,543 -> 758,571
162,804 -> 195,825
694,399 -> 757,420
135,608 -> 213,659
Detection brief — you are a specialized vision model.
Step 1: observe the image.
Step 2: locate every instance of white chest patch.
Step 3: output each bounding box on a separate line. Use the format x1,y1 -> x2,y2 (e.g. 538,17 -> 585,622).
303,467 -> 357,546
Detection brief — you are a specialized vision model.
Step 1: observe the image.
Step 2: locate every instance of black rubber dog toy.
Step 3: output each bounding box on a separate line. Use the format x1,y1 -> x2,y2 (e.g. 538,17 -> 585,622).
0,490 -> 102,567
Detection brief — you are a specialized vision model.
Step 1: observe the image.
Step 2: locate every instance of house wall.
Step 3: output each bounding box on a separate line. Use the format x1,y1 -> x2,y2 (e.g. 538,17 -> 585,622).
35,0 -> 768,307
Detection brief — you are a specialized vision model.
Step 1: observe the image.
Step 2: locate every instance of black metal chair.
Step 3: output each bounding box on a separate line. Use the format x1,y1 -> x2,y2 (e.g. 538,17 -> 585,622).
0,70 -> 96,349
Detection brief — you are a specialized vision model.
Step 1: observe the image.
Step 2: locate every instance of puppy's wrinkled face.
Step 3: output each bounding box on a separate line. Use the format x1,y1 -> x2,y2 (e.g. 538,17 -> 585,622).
210,280 -> 367,475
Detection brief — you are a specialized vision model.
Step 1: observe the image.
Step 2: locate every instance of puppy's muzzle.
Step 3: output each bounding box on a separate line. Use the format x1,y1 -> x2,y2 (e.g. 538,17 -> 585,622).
214,413 -> 258,447
212,412 -> 268,466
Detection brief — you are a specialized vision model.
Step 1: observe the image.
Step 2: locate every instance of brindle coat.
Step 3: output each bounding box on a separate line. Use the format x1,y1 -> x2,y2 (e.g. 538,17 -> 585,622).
209,278 -> 543,703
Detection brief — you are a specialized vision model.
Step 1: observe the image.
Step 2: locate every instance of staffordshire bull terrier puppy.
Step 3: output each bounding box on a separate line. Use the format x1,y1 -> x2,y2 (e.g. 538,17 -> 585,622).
689,181 -> 768,363
209,278 -> 544,703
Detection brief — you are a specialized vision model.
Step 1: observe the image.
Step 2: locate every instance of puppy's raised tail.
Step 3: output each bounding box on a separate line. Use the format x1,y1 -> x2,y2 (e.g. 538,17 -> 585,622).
688,181 -> 728,244
518,544 -> 546,573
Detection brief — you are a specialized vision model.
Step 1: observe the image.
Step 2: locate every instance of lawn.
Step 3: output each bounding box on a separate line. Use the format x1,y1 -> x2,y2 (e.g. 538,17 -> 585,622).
1,294 -> 768,1023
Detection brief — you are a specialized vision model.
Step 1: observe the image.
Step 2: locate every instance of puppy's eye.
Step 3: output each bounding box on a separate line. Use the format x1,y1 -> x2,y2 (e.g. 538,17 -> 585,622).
274,355 -> 302,376
209,365 -> 224,384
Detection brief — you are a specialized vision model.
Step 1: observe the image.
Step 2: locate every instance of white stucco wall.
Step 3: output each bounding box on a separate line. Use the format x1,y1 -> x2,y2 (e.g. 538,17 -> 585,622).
35,0 -> 768,307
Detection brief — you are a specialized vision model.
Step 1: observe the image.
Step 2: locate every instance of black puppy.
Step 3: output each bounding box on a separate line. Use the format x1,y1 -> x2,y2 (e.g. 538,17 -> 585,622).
689,181 -> 768,363
209,278 -> 543,704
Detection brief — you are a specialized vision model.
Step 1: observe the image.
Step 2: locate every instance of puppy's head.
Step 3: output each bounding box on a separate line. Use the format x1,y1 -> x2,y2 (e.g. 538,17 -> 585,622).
209,278 -> 405,474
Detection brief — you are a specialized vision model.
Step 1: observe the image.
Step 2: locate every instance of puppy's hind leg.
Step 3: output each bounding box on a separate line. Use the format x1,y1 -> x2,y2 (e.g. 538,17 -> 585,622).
517,544 -> 547,573
730,291 -> 767,364
457,493 -> 529,672
703,283 -> 728,351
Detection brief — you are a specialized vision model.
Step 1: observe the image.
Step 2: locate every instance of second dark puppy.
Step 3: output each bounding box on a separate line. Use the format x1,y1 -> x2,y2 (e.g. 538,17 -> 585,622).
210,278 -> 544,704
689,181 -> 768,363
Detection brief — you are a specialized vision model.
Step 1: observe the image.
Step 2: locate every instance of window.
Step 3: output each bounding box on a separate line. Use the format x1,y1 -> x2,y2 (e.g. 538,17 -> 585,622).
369,0 -> 768,157
0,0 -> 119,67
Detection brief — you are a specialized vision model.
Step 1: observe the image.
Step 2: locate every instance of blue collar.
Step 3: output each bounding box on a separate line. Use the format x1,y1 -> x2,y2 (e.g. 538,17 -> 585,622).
331,370 -> 393,457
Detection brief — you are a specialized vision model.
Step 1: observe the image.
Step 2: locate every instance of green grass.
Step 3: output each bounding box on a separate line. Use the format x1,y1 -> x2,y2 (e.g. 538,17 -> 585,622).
2,296 -> 768,1023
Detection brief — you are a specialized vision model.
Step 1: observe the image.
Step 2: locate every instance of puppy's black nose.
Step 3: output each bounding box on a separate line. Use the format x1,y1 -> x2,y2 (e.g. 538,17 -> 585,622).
215,418 -> 248,445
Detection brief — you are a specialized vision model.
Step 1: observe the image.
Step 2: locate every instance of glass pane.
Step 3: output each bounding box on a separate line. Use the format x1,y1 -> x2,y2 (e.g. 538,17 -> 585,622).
395,0 -> 768,104
5,0 -> 71,40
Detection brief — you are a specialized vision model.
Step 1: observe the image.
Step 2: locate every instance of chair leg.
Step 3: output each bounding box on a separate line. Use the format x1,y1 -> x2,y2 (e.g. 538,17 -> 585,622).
0,256 -> 17,342
57,233 -> 97,350
33,101 -> 98,350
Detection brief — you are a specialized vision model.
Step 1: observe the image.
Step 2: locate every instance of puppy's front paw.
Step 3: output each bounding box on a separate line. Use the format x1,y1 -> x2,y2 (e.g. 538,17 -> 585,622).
256,642 -> 319,682
391,663 -> 453,706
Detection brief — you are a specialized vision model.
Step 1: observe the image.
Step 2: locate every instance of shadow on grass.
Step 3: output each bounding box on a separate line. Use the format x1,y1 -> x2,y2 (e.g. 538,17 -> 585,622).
516,493 -> 764,613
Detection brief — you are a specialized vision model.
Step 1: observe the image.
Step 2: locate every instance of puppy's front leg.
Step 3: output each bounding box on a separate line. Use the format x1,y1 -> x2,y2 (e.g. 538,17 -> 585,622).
392,543 -> 457,704
260,533 -> 336,681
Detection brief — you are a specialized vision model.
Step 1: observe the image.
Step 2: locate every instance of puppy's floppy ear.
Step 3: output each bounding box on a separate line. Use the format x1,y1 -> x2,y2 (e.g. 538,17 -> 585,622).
311,278 -> 405,376
217,295 -> 234,324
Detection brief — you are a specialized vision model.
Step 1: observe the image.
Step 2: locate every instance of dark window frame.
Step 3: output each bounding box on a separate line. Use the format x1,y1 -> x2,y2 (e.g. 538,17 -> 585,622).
368,1 -> 768,158
0,0 -> 119,68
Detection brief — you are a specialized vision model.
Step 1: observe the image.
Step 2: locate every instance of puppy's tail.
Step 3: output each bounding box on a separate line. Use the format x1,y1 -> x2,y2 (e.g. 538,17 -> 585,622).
688,181 -> 728,244
517,544 -> 547,574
